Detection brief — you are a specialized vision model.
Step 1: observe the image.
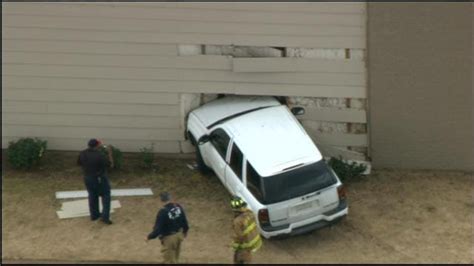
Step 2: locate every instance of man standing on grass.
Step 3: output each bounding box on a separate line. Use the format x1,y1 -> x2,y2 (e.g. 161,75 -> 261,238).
77,138 -> 114,225
146,192 -> 189,264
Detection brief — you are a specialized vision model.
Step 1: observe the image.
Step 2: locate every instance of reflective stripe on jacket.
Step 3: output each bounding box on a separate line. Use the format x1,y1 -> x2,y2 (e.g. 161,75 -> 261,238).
232,208 -> 262,252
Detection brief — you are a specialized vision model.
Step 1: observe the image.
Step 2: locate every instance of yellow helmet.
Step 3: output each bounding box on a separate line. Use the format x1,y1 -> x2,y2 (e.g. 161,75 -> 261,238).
230,196 -> 247,211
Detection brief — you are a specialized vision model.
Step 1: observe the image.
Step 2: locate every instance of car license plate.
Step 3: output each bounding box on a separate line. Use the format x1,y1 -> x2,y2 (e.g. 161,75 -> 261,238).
294,201 -> 312,212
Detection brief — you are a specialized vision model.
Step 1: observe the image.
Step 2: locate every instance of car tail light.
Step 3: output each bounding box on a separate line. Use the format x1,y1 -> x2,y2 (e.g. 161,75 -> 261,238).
258,208 -> 270,226
337,185 -> 346,200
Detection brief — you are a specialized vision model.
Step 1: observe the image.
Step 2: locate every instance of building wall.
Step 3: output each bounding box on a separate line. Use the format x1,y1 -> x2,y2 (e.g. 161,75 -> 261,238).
367,3 -> 473,171
2,2 -> 367,158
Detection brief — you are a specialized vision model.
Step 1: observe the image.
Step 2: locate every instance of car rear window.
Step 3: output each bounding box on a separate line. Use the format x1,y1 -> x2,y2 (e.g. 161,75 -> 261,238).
261,160 -> 338,204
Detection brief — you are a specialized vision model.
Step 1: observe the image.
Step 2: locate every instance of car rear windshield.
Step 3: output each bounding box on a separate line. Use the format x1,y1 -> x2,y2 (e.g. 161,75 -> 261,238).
261,160 -> 338,204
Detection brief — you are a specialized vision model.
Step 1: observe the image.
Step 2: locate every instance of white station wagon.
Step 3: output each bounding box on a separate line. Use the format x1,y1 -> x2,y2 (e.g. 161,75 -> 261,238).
186,96 -> 348,238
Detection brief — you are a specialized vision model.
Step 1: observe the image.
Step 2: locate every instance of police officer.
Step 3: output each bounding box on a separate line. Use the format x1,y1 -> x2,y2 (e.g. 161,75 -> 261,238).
230,196 -> 262,264
146,192 -> 189,264
77,138 -> 114,225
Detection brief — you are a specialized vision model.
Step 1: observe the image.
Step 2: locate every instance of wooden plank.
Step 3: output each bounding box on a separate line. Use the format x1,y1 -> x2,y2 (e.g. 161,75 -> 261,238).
2,125 -> 185,141
3,51 -> 231,70
3,88 -> 179,105
233,58 -> 365,73
3,64 -> 366,87
3,27 -> 366,49
2,136 -> 181,153
317,143 -> 366,161
3,101 -> 180,117
2,113 -> 181,129
294,107 -> 367,123
3,76 -> 367,98
3,3 -> 366,26
56,189 -> 153,199
3,14 -> 365,37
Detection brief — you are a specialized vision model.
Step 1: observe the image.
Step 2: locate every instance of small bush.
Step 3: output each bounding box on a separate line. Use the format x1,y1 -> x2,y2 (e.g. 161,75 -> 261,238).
99,145 -> 123,170
7,137 -> 47,170
140,144 -> 158,171
327,156 -> 367,182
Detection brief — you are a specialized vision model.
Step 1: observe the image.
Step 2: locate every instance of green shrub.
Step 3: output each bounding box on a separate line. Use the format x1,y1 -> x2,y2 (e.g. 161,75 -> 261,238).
140,144 -> 158,171
7,137 -> 47,170
327,156 -> 367,182
99,145 -> 123,170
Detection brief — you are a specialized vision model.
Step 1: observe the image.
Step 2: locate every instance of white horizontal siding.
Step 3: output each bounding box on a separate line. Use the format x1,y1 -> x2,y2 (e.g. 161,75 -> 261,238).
232,58 -> 364,73
3,52 -> 231,70
316,144 -> 366,161
3,101 -> 180,117
3,3 -> 365,26
3,88 -> 179,105
2,2 -> 367,153
3,40 -> 178,56
3,15 -> 365,37
4,76 -> 366,99
297,107 -> 367,123
4,64 -> 365,87
3,26 -> 365,49
3,125 -> 184,141
2,113 -> 180,129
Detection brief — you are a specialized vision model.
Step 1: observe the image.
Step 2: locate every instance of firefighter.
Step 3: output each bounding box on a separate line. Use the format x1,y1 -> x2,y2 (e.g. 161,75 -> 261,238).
230,196 -> 262,264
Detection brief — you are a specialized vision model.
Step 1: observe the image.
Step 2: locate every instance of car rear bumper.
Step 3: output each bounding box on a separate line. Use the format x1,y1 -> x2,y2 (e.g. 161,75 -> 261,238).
260,199 -> 348,239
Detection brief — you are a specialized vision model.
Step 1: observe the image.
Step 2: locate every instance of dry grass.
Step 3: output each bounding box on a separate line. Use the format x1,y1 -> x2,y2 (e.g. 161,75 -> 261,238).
2,151 -> 473,263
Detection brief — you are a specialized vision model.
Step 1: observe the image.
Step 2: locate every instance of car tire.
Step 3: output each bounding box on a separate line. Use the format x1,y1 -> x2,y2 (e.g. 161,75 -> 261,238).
188,132 -> 212,175
195,145 -> 212,175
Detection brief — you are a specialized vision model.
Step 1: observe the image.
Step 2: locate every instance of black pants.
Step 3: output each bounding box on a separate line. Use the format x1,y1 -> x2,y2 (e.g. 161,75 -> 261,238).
84,175 -> 111,221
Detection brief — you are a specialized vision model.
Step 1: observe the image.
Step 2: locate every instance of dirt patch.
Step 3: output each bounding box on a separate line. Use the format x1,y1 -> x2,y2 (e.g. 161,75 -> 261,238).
2,151 -> 473,263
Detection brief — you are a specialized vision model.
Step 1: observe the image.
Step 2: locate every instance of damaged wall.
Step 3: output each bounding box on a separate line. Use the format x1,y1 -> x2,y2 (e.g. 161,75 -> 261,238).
3,2 -> 367,158
193,44 -> 368,161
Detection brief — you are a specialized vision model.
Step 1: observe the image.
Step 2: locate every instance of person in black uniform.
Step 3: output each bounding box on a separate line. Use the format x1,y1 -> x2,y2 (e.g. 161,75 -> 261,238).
146,192 -> 189,264
77,138 -> 114,225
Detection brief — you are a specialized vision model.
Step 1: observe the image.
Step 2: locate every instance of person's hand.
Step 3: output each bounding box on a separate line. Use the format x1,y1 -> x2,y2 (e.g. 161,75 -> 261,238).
145,237 -> 149,242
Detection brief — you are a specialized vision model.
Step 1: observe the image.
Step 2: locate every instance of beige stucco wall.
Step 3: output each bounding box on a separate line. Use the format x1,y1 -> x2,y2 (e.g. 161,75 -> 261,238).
367,3 -> 473,171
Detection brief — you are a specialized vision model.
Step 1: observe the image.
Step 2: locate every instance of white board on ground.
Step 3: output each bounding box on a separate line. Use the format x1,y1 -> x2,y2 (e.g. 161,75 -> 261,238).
61,199 -> 121,212
57,200 -> 121,219
55,188 -> 153,199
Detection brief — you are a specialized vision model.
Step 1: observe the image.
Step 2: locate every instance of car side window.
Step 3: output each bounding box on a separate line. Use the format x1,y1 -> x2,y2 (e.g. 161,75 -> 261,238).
210,128 -> 231,160
229,143 -> 243,180
246,162 -> 264,202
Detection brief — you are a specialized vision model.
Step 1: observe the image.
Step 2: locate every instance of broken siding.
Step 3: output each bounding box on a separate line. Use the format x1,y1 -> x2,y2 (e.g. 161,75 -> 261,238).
2,2 -> 366,153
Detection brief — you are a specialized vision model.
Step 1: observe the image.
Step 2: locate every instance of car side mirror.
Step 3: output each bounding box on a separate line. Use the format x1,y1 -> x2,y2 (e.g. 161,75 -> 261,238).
198,135 -> 211,145
290,107 -> 305,116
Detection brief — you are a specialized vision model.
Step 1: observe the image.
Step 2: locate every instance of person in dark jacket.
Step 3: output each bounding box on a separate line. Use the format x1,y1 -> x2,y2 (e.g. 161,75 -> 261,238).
146,192 -> 189,264
77,138 -> 114,225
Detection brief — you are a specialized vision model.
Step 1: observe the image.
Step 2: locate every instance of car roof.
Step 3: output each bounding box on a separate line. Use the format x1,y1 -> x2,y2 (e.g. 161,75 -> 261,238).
191,95 -> 281,128
222,105 -> 322,177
